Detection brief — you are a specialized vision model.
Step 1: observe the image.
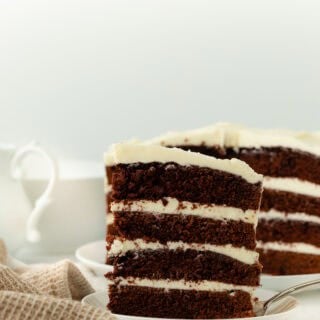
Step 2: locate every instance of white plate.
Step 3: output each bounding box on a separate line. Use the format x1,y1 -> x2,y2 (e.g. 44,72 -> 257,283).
261,273 -> 320,291
82,289 -> 298,320
75,240 -> 112,276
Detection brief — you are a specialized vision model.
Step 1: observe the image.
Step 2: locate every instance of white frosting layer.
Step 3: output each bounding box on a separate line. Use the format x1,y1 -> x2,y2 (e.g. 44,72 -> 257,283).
263,177 -> 320,198
104,142 -> 262,184
109,276 -> 256,294
149,122 -> 241,148
109,238 -> 258,265
110,197 -> 257,225
259,210 -> 320,224
150,122 -> 320,157
106,214 -> 114,225
257,241 -> 320,255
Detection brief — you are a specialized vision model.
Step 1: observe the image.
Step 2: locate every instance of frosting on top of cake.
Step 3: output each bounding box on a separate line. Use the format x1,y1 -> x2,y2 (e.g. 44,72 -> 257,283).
104,142 -> 262,183
104,142 -> 262,184
149,122 -> 320,156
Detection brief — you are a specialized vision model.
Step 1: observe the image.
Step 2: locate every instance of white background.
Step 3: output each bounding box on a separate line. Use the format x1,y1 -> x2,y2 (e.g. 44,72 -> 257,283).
1,3 -> 320,317
1,0 -> 320,160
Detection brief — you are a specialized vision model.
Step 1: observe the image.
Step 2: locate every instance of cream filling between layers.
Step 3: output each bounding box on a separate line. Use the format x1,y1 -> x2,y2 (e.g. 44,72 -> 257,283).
106,214 -> 114,225
109,276 -> 256,294
110,197 -> 257,225
257,241 -> 320,255
258,210 -> 320,224
263,177 -> 320,198
108,238 -> 258,265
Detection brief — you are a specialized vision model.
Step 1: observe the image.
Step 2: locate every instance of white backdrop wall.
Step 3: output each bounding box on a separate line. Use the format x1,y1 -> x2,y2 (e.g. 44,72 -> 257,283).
1,0 -> 320,160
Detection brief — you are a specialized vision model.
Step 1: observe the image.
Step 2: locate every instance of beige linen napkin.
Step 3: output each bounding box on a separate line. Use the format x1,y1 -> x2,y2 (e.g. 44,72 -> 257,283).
0,240 -> 114,320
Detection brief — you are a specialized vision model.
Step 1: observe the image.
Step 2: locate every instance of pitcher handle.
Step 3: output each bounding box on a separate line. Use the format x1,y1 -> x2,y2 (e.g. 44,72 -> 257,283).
11,142 -> 58,242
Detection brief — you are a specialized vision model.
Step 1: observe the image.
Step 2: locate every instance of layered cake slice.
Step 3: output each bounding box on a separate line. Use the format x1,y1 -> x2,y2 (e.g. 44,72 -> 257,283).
152,123 -> 320,275
105,142 -> 263,319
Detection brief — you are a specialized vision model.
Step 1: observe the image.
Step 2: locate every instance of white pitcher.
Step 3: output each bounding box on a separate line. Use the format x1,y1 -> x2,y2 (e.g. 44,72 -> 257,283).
0,142 -> 57,253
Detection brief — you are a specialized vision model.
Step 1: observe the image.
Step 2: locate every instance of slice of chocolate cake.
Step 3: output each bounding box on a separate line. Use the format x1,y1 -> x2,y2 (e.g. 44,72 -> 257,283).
152,123 -> 320,275
105,142 -> 263,319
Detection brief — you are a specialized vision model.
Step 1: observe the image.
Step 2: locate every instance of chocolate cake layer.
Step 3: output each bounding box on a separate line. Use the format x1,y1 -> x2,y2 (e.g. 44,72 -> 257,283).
106,192 -> 112,212
174,145 -> 320,184
261,189 -> 320,217
108,285 -> 254,319
109,249 -> 260,286
257,249 -> 320,275
109,211 -> 256,249
106,223 -> 116,237
106,162 -> 262,211
257,219 -> 320,247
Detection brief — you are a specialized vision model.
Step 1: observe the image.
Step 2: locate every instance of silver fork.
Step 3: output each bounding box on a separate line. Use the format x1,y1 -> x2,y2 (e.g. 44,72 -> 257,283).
255,278 -> 320,316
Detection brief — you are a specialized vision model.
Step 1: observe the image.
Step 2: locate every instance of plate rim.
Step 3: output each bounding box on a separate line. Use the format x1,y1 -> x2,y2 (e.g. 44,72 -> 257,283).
75,240 -> 112,273
261,272 -> 320,279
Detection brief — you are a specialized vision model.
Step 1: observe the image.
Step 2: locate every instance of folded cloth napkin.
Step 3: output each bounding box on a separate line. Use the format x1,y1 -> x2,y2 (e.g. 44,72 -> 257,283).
0,240 -> 115,320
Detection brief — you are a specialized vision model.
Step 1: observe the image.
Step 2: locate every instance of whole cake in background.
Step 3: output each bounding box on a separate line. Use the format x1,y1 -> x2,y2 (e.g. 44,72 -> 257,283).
151,123 -> 320,275
105,142 -> 263,319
